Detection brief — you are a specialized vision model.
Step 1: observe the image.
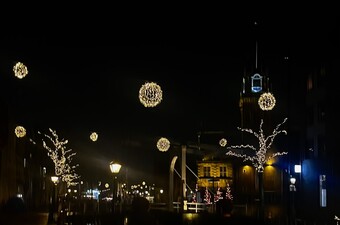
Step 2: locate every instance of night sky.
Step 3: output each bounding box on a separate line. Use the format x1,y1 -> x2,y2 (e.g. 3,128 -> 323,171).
0,8 -> 338,187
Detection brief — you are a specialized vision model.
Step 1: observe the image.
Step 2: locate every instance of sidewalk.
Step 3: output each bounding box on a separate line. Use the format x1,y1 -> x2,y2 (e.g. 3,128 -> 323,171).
0,212 -> 49,225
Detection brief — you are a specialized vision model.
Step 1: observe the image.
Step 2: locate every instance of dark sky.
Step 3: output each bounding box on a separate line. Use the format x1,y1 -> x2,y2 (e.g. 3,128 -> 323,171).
0,8 -> 338,187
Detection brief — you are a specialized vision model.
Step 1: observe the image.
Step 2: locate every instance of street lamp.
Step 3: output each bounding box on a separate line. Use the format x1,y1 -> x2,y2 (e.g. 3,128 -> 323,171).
48,176 -> 59,224
109,161 -> 121,214
289,176 -> 296,225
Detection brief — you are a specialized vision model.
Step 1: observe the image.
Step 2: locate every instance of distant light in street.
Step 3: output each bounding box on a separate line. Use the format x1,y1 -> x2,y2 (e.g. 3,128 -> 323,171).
294,165 -> 301,173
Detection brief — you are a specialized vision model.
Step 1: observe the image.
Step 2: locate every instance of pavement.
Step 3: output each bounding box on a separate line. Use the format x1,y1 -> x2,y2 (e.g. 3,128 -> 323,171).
0,212 -> 49,225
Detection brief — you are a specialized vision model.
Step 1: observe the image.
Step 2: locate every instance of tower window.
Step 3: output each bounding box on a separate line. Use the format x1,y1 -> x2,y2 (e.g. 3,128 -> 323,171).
251,73 -> 263,93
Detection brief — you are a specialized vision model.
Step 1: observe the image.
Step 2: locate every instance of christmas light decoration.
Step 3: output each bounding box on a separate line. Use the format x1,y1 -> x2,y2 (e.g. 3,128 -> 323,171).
13,62 -> 28,79
157,137 -> 170,152
226,118 -> 288,172
258,92 -> 276,111
335,215 -> 340,225
219,138 -> 227,147
214,187 -> 223,202
204,187 -> 211,204
225,183 -> 233,201
90,132 -> 98,141
139,81 -> 163,107
15,125 -> 26,138
38,128 -> 80,187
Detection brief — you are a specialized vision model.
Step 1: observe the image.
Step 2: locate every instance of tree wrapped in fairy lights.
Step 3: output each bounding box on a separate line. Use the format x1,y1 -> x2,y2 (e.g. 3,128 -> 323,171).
226,118 -> 288,220
214,187 -> 222,203
225,183 -> 233,201
39,128 -> 80,187
204,187 -> 211,204
226,118 -> 288,172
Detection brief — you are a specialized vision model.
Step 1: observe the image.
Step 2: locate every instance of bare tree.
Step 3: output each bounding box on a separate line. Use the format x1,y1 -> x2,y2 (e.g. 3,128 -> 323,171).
226,117 -> 288,172
225,118 -> 288,221
38,128 -> 80,187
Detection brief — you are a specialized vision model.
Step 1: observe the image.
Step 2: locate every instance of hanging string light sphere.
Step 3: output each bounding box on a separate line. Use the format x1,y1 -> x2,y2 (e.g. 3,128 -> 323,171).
258,92 -> 276,111
15,125 -> 26,138
139,82 -> 163,107
90,132 -> 98,141
13,62 -> 28,79
157,137 -> 170,152
219,138 -> 227,147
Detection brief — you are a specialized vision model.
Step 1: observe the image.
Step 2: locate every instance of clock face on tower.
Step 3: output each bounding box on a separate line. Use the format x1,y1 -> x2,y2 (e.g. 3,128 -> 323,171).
251,73 -> 263,93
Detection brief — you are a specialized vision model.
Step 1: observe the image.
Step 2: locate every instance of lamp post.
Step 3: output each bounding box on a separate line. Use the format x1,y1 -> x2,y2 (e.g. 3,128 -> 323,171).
109,161 -> 121,214
48,176 -> 59,224
289,176 -> 296,225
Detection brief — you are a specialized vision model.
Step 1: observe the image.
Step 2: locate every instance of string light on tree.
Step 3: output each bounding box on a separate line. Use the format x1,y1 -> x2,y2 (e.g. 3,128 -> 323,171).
214,187 -> 222,202
90,132 -> 98,142
204,187 -> 211,204
156,137 -> 170,152
139,81 -> 163,107
226,118 -> 288,172
258,92 -> 276,111
219,138 -> 227,147
38,128 -> 80,187
15,125 -> 26,138
225,183 -> 233,201
13,62 -> 28,79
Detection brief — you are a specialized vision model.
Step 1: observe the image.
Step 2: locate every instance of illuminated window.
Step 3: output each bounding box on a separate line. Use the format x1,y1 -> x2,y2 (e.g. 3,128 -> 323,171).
203,167 -> 211,177
251,73 -> 262,93
220,167 -> 227,177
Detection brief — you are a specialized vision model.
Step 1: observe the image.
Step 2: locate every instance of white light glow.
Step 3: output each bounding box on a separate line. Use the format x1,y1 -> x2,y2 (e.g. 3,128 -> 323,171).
109,161 -> 121,174
294,165 -> 301,173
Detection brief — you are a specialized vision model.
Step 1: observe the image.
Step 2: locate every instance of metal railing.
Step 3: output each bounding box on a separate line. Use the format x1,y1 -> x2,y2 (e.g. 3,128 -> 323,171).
173,202 -> 207,213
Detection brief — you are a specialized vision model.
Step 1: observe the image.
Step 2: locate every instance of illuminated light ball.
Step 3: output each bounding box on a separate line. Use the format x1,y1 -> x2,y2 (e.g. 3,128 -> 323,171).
13,62 -> 28,79
139,82 -> 163,107
15,126 -> 26,138
90,132 -> 98,141
157,137 -> 170,152
105,183 -> 109,188
219,138 -> 227,147
258,92 -> 276,111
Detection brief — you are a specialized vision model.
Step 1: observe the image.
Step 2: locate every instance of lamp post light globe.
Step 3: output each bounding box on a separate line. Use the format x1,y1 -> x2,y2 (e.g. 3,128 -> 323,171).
51,176 -> 59,185
110,162 -> 122,174
109,161 -> 121,214
289,177 -> 296,192
289,176 -> 296,225
49,176 -> 59,223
